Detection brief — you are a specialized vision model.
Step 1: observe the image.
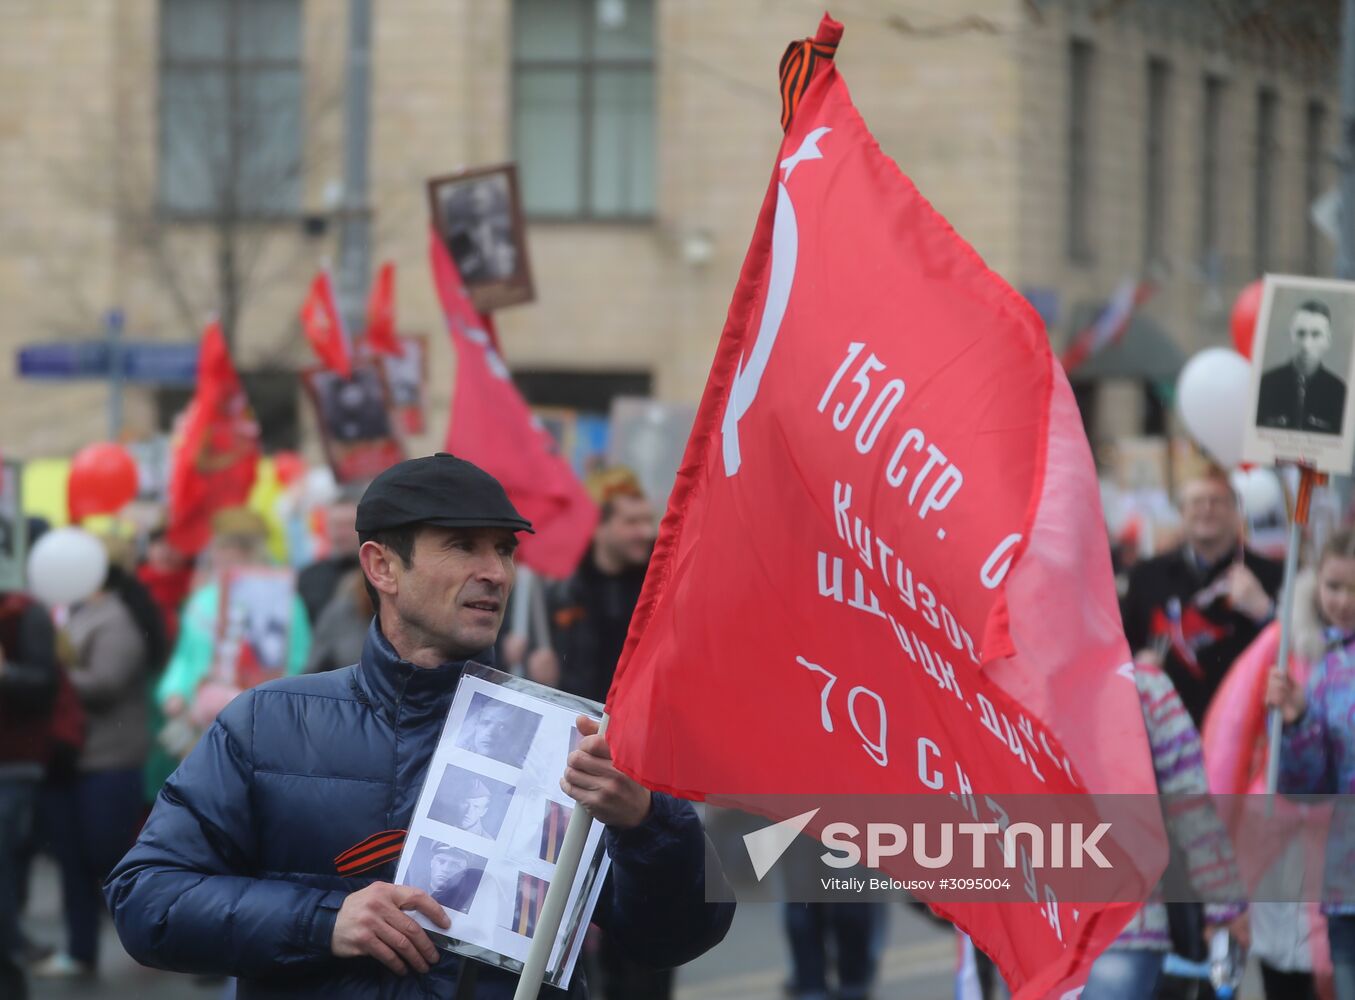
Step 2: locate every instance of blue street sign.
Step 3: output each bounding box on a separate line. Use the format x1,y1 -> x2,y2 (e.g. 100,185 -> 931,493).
122,343 -> 199,384
17,342 -> 111,378
17,341 -> 199,385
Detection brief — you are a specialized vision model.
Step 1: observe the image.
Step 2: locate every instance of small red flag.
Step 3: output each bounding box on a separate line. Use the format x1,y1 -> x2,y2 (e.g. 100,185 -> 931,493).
364,262 -> 404,357
604,16 -> 1163,997
301,270 -> 353,377
429,229 -> 598,578
165,321 -> 261,554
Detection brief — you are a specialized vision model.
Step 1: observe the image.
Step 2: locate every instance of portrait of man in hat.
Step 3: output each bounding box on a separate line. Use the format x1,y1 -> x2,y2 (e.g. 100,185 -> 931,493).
428,764 -> 512,841
413,839 -> 484,915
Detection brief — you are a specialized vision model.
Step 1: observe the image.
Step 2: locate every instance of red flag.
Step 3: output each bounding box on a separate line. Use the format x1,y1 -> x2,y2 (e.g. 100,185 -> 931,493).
166,321 -> 260,554
604,16 -> 1162,997
429,229 -> 598,577
301,270 -> 353,377
364,261 -> 404,357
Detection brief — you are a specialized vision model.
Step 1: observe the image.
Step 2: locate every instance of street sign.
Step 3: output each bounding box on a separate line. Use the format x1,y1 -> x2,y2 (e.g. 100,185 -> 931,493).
17,341 -> 198,385
122,343 -> 199,384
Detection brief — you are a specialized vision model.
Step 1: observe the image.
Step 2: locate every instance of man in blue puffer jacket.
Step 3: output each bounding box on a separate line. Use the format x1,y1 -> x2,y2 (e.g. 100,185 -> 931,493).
105,453 -> 734,998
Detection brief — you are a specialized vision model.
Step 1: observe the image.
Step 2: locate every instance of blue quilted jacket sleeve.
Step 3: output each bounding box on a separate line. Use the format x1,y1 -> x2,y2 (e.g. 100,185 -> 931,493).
592,792 -> 734,968
104,691 -> 346,978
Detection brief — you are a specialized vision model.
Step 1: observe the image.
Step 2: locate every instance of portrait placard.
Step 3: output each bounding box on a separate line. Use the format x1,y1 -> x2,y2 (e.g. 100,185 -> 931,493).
0,461 -> 24,592
1242,274 -> 1355,474
209,568 -> 296,689
301,364 -> 405,484
394,666 -> 609,989
427,164 -> 535,313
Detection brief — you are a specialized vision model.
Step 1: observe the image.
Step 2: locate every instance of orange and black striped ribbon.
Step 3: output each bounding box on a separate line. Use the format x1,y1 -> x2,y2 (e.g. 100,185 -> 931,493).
540,801 -> 569,863
778,34 -> 839,132
334,829 -> 407,876
515,873 -> 548,936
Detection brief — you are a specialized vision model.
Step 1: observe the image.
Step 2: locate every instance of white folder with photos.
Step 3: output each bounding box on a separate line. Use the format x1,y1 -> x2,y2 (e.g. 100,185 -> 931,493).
394,664 -> 610,989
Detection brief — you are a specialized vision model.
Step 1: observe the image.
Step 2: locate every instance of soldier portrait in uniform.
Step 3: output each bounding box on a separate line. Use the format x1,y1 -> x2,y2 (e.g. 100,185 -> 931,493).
1255,298 -> 1347,436
1244,275 -> 1355,475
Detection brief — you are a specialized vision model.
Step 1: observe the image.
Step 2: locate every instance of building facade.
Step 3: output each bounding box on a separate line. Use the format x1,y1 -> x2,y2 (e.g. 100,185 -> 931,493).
0,0 -> 1338,462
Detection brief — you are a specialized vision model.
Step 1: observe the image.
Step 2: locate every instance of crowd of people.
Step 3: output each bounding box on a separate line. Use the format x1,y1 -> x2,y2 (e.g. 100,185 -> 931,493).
3,451 -> 1355,1000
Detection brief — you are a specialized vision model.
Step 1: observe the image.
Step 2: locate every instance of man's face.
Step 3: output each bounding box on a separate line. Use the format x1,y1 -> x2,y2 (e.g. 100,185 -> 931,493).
1180,477 -> 1238,551
1290,308 -> 1333,373
472,703 -> 514,756
429,850 -> 467,893
326,503 -> 359,557
388,526 -> 517,659
460,794 -> 490,828
596,494 -> 656,570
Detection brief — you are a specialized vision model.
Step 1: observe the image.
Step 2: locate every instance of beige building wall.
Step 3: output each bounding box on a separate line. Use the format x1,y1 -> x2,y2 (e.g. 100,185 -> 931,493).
0,0 -> 1337,460
1013,1 -> 1338,440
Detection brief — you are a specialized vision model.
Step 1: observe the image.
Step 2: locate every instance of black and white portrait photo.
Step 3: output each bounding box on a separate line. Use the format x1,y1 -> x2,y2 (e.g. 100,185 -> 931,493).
301,364 -> 405,484
428,764 -> 514,841
1255,298 -> 1348,435
403,838 -> 487,915
454,692 -> 542,769
427,164 -> 535,313
312,366 -> 394,444
1244,275 -> 1355,475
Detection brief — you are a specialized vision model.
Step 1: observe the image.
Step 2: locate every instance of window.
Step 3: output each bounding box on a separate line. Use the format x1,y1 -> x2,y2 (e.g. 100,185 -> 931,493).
1255,87 -> 1278,272
1144,58 -> 1170,268
158,0 -> 303,216
1199,74 -> 1225,268
1067,39 -> 1095,263
512,0 -> 655,220
1305,99 -> 1328,274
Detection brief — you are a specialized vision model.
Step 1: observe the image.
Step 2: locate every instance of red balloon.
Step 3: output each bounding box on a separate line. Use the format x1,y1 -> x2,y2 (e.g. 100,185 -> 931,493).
68,443 -> 139,522
1230,280 -> 1264,358
272,450 -> 305,488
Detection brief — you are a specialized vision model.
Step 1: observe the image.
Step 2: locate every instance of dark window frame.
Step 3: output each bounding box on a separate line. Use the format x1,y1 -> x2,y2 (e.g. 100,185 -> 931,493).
1199,73 -> 1225,269
1305,98 -> 1328,274
511,0 -> 656,222
156,0 -> 305,221
1067,38 -> 1096,265
1255,86 -> 1279,273
1144,57 -> 1171,269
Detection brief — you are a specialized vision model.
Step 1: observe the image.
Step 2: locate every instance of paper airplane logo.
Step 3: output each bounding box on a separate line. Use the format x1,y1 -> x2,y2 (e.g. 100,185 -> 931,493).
743,808 -> 820,881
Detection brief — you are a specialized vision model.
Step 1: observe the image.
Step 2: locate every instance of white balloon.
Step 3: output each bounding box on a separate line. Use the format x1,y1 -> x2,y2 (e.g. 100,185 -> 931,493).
27,528 -> 108,608
1230,467 -> 1286,519
1177,348 -> 1251,469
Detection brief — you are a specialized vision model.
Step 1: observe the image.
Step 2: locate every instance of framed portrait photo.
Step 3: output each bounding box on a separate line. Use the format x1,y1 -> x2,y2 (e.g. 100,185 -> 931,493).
1242,274 -> 1355,475
427,164 -> 535,313
301,363 -> 405,485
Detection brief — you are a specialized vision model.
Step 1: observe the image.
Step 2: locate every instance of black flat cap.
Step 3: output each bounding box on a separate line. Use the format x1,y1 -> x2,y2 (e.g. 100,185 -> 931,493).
355,453 -> 534,534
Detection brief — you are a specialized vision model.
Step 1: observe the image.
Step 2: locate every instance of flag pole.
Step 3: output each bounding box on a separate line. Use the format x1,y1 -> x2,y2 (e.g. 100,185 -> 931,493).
1265,465 -> 1325,794
512,713 -> 608,1000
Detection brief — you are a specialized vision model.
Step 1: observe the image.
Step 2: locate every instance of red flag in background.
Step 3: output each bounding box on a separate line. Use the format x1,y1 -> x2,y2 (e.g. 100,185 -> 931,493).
603,16 -> 1162,997
364,261 -> 404,357
429,230 -> 598,577
166,321 -> 261,554
301,269 -> 353,377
